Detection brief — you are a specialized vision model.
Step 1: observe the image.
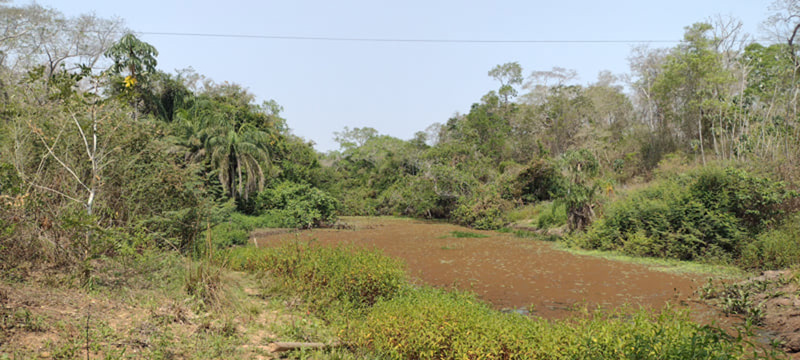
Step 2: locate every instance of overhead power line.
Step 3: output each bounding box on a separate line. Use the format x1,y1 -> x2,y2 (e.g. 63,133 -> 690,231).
137,31 -> 682,44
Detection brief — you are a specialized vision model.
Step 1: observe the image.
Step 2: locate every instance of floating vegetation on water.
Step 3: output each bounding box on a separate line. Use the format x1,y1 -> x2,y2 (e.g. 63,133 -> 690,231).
448,231 -> 489,238
440,243 -> 466,250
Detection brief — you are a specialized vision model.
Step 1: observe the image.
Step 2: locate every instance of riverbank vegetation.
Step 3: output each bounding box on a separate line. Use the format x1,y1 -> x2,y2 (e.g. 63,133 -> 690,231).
2,0 -> 800,357
224,242 -> 783,359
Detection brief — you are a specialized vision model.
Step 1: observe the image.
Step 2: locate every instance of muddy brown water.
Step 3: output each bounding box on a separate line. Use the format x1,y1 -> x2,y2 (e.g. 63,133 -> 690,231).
254,217 -> 708,319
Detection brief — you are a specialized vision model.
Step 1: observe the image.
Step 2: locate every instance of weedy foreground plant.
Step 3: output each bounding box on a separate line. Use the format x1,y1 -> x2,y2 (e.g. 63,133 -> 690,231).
228,242 -> 785,359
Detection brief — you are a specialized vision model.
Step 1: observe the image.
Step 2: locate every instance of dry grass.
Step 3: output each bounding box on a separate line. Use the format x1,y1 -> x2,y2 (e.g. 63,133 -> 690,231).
0,254 -> 326,360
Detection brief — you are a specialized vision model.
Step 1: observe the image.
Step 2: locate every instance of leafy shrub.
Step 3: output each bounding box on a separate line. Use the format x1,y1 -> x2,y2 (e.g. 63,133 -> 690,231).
201,212 -> 284,250
741,213 -> 800,270
515,158 -> 565,203
229,211 -> 284,229
716,283 -> 766,325
256,181 -> 339,228
451,188 -> 511,230
337,186 -> 380,216
207,222 -> 250,248
378,176 -> 440,218
534,201 -> 567,229
574,167 -> 795,262
100,127 -> 212,253
689,167 -> 794,232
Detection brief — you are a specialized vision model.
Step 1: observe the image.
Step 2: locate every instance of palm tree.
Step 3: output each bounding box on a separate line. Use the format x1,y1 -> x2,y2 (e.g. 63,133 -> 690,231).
205,117 -> 271,201
168,105 -> 210,164
168,96 -> 274,202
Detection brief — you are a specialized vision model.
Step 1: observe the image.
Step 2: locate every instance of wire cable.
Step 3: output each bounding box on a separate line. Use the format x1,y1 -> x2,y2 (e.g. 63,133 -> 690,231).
137,31 -> 682,44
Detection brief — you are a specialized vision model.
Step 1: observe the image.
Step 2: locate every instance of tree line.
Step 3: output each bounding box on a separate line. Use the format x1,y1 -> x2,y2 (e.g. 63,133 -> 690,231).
2,1 -> 800,274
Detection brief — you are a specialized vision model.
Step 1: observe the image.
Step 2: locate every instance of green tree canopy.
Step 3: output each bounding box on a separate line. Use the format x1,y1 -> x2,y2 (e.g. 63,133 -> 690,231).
104,33 -> 158,83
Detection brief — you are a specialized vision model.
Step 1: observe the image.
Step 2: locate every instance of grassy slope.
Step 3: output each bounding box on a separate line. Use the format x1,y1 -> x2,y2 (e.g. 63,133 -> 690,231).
0,252 -> 343,360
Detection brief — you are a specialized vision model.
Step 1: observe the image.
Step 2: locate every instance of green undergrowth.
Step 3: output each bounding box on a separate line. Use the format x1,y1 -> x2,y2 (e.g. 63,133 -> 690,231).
352,288 -> 773,359
568,166 -> 797,269
496,227 -> 550,240
740,212 -> 800,270
224,242 -> 407,318
225,242 -> 781,359
254,181 -> 340,229
553,244 -> 748,278
528,201 -> 568,229
203,185 -> 341,249
203,212 -> 284,249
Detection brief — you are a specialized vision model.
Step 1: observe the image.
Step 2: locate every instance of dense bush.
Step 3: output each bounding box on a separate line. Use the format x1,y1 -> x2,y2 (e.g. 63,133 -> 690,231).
0,192 -> 39,271
0,163 -> 22,241
351,288 -> 541,359
202,212 -> 283,249
3,101 -> 213,265
451,187 -> 511,230
741,213 -> 800,270
0,163 -> 21,196
535,201 -> 567,229
689,167 -> 793,232
571,167 -> 795,263
255,181 -> 339,228
378,176 -> 440,218
109,137 -> 211,252
336,186 -> 380,216
206,222 -> 250,249
515,158 -> 565,203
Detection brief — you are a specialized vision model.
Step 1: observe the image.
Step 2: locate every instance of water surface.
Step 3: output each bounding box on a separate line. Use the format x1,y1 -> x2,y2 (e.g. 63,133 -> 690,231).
254,217 -> 703,319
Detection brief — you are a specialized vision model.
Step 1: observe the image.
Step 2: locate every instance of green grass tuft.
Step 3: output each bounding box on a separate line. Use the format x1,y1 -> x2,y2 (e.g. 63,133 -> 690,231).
448,231 -> 488,238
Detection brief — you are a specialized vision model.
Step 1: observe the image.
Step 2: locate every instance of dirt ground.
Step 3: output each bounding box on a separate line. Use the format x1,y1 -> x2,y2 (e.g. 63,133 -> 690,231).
712,270 -> 800,357
0,265 -> 290,359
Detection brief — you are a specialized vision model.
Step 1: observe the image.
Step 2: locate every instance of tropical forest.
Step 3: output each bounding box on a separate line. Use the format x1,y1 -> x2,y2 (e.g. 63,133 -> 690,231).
3,1 -> 800,359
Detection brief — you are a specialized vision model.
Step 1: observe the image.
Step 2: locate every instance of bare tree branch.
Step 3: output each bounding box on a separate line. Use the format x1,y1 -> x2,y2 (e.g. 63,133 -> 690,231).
30,183 -> 83,204
27,118 -> 90,192
70,110 -> 92,159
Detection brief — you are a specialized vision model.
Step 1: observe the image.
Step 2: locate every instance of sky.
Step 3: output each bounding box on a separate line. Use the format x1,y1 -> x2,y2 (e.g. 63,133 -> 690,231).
16,0 -> 771,152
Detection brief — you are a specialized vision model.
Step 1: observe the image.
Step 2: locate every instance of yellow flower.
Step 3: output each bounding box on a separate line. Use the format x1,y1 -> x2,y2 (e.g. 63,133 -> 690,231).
124,75 -> 137,88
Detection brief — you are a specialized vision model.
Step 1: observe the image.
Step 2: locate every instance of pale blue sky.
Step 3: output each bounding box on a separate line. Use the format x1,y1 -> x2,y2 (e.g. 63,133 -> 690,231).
20,1 -> 769,151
